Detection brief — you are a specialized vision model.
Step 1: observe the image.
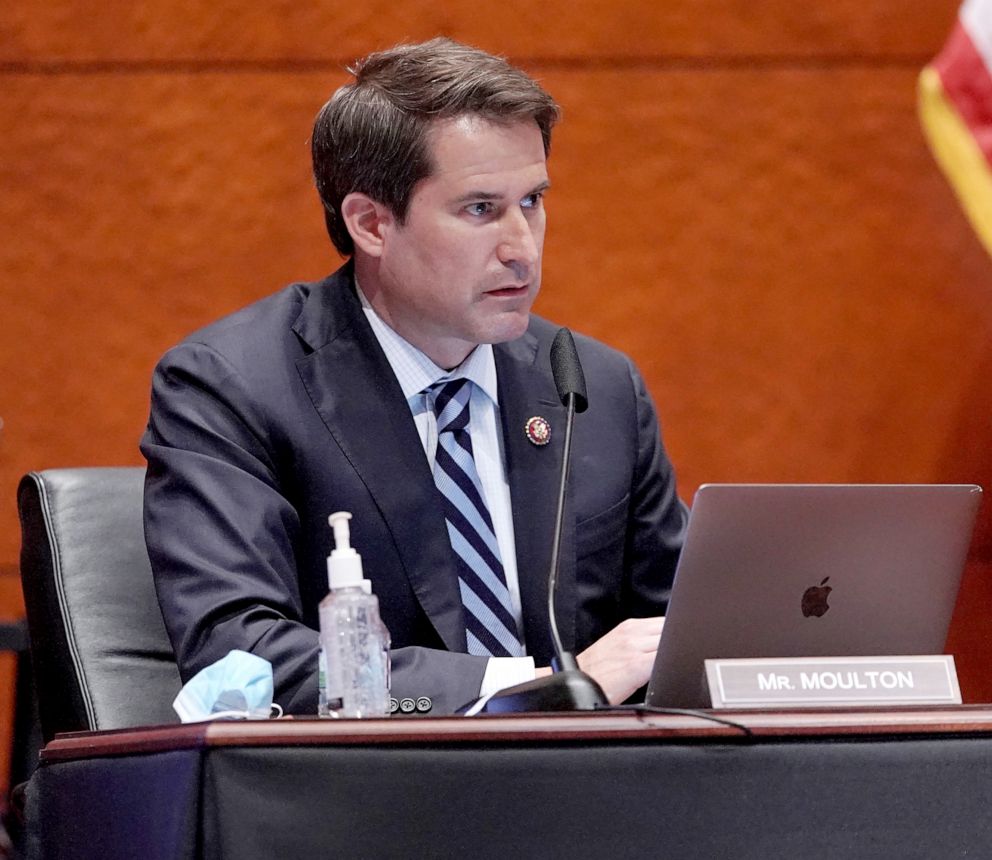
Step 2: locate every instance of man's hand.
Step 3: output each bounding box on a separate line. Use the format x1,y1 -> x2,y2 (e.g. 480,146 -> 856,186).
575,617 -> 665,704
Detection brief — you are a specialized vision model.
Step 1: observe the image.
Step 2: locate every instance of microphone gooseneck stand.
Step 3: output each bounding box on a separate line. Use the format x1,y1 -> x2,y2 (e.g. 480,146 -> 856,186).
468,328 -> 607,714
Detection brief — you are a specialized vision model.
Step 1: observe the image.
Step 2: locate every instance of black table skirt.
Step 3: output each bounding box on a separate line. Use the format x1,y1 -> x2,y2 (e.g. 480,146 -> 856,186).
27,734 -> 992,859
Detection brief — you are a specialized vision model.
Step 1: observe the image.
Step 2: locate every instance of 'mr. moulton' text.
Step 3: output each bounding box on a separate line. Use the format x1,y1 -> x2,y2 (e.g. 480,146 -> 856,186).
757,670 -> 915,692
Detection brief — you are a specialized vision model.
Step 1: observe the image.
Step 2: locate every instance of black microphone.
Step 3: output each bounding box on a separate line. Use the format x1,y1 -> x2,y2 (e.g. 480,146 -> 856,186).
545,328 -> 586,671
550,327 -> 588,414
463,328 -> 607,713
544,330 -> 601,691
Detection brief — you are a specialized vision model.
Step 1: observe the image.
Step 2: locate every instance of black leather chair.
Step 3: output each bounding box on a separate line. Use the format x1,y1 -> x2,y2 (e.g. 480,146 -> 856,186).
17,468 -> 181,743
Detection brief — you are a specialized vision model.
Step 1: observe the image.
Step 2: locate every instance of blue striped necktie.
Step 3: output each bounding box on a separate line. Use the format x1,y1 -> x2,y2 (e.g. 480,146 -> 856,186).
428,378 -> 525,658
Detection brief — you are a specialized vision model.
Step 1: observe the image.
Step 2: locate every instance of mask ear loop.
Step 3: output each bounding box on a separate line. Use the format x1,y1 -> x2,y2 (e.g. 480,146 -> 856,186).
269,703 -> 284,719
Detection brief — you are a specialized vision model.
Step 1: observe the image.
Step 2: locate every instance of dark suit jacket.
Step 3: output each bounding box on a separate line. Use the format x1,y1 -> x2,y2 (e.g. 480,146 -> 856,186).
142,264 -> 687,714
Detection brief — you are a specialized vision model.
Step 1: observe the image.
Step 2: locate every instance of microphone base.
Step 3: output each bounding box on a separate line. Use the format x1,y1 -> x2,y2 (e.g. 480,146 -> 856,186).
467,669 -> 608,715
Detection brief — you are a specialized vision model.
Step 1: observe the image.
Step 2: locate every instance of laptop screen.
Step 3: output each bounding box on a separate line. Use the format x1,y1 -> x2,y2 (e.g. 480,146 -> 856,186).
645,483 -> 982,709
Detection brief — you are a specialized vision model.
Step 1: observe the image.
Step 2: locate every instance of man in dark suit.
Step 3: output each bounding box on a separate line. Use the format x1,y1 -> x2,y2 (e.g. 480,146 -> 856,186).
142,38 -> 688,716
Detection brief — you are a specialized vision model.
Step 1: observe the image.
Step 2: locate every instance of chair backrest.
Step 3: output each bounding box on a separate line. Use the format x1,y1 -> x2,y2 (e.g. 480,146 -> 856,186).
18,468 -> 181,742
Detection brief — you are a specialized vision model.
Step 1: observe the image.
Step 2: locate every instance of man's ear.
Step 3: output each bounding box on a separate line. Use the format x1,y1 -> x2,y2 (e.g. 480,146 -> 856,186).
340,192 -> 394,258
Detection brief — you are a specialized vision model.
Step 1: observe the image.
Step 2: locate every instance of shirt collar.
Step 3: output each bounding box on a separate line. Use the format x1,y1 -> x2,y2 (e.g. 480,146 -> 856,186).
356,278 -> 499,406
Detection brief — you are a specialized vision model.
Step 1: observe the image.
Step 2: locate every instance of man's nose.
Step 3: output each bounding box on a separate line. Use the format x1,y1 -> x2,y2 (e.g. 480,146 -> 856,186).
496,209 -> 540,276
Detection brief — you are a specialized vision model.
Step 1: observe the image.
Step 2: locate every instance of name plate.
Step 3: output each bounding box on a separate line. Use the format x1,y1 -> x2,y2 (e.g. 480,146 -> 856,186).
704,655 -> 961,709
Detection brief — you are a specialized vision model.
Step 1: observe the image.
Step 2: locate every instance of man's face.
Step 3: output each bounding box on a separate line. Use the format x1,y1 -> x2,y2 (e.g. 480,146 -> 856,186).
370,116 -> 549,369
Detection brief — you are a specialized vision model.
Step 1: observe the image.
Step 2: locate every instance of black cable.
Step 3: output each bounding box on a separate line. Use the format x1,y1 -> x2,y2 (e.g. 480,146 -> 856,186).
596,702 -> 754,738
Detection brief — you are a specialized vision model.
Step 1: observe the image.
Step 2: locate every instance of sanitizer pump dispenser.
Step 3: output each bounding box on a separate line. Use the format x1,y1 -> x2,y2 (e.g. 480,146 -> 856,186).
318,512 -> 390,717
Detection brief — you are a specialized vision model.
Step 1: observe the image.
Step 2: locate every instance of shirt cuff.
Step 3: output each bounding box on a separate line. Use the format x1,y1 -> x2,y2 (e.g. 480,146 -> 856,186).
479,656 -> 537,698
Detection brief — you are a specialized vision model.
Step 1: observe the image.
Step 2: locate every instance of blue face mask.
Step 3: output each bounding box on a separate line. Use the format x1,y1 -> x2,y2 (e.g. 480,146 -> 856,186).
172,650 -> 282,722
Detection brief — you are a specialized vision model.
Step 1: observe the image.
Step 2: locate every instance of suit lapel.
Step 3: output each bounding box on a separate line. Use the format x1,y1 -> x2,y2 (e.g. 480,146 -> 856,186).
495,330 -> 575,664
292,269 -> 466,652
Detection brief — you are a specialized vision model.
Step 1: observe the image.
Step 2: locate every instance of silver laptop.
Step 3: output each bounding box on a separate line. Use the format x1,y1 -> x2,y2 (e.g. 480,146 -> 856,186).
645,483 -> 982,709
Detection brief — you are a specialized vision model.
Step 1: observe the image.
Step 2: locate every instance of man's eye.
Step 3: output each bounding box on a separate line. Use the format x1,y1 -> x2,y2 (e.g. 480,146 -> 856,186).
521,192 -> 544,209
466,202 -> 495,217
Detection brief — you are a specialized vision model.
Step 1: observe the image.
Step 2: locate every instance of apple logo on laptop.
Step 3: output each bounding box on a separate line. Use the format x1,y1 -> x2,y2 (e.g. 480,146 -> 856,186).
801,577 -> 832,618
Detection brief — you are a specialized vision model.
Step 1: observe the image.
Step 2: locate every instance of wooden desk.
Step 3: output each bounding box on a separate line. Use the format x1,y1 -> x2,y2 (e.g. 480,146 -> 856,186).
29,708 -> 992,859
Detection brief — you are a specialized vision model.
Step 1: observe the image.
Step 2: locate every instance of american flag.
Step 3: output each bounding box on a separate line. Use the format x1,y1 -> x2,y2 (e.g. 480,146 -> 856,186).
920,0 -> 992,255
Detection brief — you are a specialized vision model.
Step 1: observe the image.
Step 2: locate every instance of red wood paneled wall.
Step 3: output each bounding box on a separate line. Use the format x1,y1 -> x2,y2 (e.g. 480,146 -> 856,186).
2,2 -> 990,771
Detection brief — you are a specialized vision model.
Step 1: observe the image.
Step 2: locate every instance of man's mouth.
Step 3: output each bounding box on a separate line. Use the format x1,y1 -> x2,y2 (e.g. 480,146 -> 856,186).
486,284 -> 529,298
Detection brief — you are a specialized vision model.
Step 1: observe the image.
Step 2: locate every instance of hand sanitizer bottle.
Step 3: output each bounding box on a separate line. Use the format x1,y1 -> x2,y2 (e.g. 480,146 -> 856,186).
318,512 -> 391,718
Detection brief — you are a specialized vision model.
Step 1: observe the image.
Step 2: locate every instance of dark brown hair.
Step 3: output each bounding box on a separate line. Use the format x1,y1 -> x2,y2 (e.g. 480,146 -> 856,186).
311,38 -> 560,256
